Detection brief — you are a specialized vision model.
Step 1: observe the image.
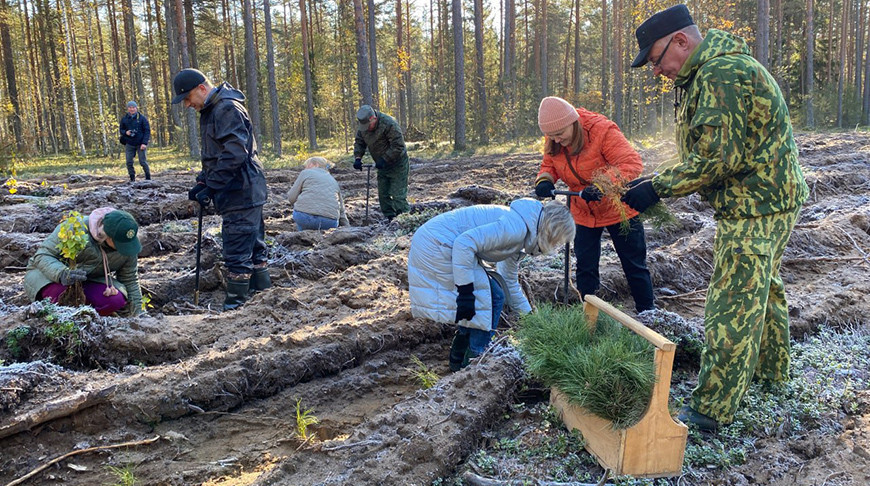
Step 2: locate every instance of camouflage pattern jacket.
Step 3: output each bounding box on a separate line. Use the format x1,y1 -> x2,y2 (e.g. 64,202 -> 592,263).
651,29 -> 808,220
353,111 -> 409,170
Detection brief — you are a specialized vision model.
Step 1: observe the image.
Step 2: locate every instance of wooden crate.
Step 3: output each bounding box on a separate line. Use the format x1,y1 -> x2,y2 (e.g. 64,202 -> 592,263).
549,295 -> 688,478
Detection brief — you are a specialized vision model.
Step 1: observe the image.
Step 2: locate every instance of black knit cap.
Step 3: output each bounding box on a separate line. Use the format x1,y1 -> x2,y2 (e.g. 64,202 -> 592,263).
171,68 -> 207,104
631,4 -> 695,68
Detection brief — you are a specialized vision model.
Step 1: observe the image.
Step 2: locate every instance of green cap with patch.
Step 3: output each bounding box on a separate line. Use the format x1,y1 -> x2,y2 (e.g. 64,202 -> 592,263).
103,210 -> 142,256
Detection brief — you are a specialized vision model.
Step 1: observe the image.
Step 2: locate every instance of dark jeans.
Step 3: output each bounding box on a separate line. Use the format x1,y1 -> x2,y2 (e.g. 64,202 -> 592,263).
221,205 -> 268,276
574,217 -> 654,312
125,144 -> 151,180
457,275 -> 505,355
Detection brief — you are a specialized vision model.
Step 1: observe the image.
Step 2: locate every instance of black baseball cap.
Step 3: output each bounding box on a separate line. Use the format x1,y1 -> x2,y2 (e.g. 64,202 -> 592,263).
631,4 -> 695,68
171,68 -> 207,104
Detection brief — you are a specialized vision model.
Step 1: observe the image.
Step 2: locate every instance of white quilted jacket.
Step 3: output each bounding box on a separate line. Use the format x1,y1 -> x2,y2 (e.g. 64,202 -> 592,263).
407,198 -> 542,331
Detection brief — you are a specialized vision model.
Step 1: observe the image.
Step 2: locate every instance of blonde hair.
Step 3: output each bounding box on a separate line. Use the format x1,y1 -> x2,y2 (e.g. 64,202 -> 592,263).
544,120 -> 585,156
536,201 -> 576,254
304,156 -> 333,170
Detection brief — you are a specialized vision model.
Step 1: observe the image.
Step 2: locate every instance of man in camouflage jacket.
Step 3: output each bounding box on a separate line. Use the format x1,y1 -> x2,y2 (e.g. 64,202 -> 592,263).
353,105 -> 410,220
624,5 -> 809,430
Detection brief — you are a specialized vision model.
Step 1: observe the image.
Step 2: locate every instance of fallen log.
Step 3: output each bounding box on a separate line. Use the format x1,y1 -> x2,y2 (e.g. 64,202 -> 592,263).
0,386 -> 116,440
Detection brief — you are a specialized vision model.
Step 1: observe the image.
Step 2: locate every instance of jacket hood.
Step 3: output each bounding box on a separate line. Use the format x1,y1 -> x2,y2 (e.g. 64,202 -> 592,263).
675,29 -> 750,88
508,198 -> 543,252
203,83 -> 246,111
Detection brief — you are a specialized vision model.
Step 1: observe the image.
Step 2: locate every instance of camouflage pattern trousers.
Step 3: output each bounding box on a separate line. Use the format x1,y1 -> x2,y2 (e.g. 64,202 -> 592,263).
691,207 -> 801,423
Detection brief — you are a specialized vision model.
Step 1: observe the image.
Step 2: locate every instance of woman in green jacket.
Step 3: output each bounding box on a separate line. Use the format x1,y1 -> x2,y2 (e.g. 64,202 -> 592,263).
24,208 -> 144,316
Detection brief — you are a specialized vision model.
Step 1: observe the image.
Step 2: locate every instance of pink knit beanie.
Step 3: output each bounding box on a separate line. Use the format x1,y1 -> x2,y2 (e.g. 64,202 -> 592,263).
538,97 -> 579,133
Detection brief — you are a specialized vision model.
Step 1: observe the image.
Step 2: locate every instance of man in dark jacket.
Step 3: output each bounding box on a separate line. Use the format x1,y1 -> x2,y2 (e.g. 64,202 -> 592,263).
119,101 -> 151,181
171,68 -> 270,311
353,105 -> 410,220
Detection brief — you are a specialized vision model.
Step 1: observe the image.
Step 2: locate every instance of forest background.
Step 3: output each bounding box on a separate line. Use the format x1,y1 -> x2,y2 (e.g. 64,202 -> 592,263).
0,0 -> 868,166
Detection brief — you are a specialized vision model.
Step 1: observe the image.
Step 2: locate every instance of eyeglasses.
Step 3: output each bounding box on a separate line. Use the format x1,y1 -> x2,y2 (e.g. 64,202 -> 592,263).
649,36 -> 674,69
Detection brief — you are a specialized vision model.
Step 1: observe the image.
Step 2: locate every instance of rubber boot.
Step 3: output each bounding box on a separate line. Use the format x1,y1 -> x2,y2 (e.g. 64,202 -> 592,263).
224,279 -> 250,311
461,348 -> 482,369
249,267 -> 272,292
448,332 -> 470,372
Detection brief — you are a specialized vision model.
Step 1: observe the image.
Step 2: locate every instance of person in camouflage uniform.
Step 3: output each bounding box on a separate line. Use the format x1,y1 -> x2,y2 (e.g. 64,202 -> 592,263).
353,105 -> 410,220
623,5 -> 809,431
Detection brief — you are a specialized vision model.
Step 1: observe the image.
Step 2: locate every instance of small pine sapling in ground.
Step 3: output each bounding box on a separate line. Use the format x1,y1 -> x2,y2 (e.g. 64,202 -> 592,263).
588,170 -> 675,236
55,211 -> 89,307
295,398 -> 319,441
105,464 -> 138,486
408,355 -> 439,389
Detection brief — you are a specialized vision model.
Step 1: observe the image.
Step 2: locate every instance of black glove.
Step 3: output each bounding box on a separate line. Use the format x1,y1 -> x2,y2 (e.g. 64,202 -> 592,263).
353,158 -> 363,170
455,283 -> 476,323
621,177 -> 660,213
196,187 -> 215,207
59,268 -> 87,286
188,183 -> 207,201
535,180 -> 556,199
580,185 -> 603,202
374,158 -> 386,170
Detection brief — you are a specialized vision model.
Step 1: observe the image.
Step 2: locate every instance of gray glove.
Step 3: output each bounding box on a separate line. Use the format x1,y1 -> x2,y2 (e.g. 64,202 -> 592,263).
59,268 -> 88,286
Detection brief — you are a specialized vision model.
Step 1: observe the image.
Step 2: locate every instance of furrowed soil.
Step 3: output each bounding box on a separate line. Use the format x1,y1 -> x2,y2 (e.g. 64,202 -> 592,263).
1,132 -> 870,485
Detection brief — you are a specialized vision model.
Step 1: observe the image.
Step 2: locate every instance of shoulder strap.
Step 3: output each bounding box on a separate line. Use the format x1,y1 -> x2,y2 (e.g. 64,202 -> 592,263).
562,148 -> 592,186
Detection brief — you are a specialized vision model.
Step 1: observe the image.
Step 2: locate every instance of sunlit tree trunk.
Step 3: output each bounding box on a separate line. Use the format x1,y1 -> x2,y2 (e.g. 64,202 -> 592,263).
0,0 -> 22,151
352,0 -> 373,105
83,0 -> 109,155
756,0 -> 770,67
242,0 -> 262,141
806,0 -> 815,128
264,0 -> 282,156
452,0 -> 465,150
300,0 -> 318,148
175,0 -> 200,157
61,0 -> 85,155
367,0 -> 379,107
473,0 -> 488,143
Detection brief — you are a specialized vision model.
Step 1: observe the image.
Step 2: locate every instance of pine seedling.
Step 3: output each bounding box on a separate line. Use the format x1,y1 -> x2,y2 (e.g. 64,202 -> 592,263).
589,170 -> 676,235
295,399 -> 319,441
105,464 -> 137,486
408,355 -> 439,389
516,304 -> 656,429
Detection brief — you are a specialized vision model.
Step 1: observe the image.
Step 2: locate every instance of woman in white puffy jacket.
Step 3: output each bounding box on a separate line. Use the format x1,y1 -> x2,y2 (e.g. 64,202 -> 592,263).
408,198 -> 575,371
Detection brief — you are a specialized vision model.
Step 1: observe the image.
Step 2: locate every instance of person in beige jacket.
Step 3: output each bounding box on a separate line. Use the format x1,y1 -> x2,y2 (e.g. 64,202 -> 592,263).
288,157 -> 350,230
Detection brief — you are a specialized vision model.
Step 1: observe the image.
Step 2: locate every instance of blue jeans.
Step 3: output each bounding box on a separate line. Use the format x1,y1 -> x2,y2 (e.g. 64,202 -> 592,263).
458,276 -> 505,354
293,210 -> 339,230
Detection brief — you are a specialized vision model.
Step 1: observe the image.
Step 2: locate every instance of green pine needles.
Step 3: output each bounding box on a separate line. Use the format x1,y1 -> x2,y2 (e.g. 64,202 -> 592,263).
515,304 -> 657,429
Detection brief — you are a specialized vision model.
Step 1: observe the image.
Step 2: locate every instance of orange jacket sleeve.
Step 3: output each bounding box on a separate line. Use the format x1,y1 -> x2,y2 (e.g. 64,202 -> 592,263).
599,125 -> 643,183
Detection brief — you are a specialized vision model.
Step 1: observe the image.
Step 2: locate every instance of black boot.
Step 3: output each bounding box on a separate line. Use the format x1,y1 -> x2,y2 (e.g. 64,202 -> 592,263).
224,279 -> 250,311
448,332 -> 470,372
249,267 -> 272,292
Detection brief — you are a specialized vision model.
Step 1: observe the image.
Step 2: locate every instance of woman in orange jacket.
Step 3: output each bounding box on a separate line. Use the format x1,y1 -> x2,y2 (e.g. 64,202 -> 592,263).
534,96 -> 654,312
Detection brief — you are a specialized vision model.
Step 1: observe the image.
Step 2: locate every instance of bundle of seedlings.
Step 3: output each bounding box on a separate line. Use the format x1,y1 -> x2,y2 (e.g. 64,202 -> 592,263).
515,304 -> 656,428
588,169 -> 675,235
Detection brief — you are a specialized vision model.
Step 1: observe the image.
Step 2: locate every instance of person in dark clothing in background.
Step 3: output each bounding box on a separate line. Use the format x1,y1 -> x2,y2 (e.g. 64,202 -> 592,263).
171,68 -> 270,311
119,101 -> 151,182
353,105 -> 410,221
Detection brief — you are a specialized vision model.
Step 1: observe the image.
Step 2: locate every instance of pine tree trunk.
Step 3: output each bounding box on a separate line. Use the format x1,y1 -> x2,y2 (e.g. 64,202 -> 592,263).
573,0 -> 579,96
806,0 -> 815,127
300,0 -> 318,149
183,0 -> 198,67
452,0 -> 465,150
264,0 -> 282,156
22,0 -> 48,154
123,0 -> 146,104
837,0 -> 849,127
756,0 -> 770,67
352,0 -> 373,105
108,0 -> 127,110
146,0 -> 165,146
473,0 -> 488,143
0,0 -> 22,151
47,0 -> 70,150
36,0 -> 58,153
540,0 -> 547,97
83,0 -> 109,156
60,0 -> 86,155
163,0 -> 182,145
367,0 -> 379,107
397,0 -> 406,128
241,0 -> 262,142
613,0 -> 623,127
404,0 -> 413,127
174,0 -> 200,157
